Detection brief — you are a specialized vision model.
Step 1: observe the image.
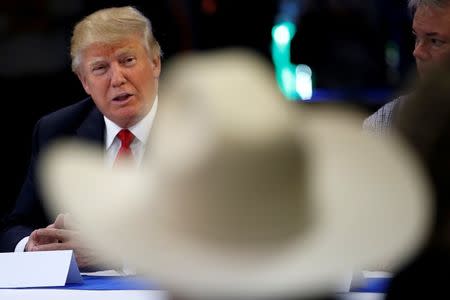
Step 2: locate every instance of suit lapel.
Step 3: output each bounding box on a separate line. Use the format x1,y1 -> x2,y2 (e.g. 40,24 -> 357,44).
76,106 -> 105,146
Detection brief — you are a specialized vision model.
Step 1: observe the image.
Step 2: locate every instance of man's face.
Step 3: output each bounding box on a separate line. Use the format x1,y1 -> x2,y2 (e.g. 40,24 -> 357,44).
77,35 -> 161,128
413,5 -> 450,77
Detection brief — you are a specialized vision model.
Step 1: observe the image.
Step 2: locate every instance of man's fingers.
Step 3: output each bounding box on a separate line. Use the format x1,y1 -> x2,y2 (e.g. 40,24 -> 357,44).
29,229 -> 39,240
25,231 -> 39,251
35,228 -> 73,242
31,242 -> 71,251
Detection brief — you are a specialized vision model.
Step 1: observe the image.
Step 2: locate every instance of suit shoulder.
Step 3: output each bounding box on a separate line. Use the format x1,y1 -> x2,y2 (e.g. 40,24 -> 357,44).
38,98 -> 98,133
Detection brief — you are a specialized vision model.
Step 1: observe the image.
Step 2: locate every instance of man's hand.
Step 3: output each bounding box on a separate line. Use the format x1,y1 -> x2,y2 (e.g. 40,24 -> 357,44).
25,213 -> 101,270
26,227 -> 99,270
24,213 -> 66,251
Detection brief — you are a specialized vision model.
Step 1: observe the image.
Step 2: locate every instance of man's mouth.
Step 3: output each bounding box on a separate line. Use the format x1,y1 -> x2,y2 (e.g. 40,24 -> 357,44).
112,93 -> 133,102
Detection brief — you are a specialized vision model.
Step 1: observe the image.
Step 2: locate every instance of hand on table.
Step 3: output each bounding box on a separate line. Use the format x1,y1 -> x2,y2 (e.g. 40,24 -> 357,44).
25,213 -> 100,270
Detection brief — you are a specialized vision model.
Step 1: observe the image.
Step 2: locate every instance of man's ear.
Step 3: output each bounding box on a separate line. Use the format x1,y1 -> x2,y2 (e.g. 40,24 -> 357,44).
77,71 -> 91,95
151,55 -> 161,78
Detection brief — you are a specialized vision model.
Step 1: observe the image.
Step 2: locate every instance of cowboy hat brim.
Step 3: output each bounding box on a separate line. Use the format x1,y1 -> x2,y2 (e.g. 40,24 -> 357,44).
38,49 -> 432,300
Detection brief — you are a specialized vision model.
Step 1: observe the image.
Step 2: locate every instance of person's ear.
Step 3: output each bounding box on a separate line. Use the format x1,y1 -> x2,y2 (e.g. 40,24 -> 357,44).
77,71 -> 91,95
151,55 -> 161,78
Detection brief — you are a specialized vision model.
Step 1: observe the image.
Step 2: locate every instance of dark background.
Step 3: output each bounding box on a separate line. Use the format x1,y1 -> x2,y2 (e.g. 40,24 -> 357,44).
1,0 -> 416,217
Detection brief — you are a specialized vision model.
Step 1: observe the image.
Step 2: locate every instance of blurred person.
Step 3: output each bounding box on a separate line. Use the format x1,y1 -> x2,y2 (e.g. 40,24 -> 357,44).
0,6 -> 161,271
363,0 -> 450,133
384,60 -> 450,299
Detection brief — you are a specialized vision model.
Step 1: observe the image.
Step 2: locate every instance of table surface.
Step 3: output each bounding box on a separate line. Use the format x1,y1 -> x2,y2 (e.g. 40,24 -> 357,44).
0,274 -> 389,300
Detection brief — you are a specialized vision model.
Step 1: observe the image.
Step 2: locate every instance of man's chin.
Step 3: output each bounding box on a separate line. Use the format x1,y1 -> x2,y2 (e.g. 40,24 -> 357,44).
417,64 -> 443,79
416,67 -> 426,79
118,117 -> 142,128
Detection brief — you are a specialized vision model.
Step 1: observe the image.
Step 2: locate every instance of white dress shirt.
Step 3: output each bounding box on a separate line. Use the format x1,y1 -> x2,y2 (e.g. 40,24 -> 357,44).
15,97 -> 158,253
104,97 -> 158,167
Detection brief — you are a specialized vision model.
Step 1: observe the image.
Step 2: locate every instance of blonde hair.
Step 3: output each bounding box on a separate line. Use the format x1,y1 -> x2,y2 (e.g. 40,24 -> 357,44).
70,6 -> 161,72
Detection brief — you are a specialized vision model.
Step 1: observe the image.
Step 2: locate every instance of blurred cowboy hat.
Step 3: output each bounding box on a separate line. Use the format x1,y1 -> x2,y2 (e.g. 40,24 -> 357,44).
38,49 -> 432,299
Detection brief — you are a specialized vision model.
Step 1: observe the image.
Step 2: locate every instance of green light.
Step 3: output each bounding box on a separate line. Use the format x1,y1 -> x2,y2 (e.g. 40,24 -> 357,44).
273,25 -> 291,46
271,21 -> 313,100
282,67 -> 295,90
276,65 -> 298,100
272,22 -> 296,46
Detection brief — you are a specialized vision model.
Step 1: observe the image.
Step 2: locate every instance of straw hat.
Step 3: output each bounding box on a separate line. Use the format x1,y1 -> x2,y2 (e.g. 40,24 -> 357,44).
39,49 -> 432,299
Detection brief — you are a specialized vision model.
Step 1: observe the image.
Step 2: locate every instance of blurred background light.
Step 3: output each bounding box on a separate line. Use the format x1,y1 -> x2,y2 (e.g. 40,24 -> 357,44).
296,64 -> 313,100
271,0 -> 313,101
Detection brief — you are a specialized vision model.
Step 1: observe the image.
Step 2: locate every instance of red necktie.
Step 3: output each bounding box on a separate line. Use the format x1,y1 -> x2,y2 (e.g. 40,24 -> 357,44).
115,129 -> 135,164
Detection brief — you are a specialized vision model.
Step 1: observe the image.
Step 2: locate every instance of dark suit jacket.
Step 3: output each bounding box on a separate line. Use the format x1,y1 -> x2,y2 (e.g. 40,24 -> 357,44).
0,97 -> 105,252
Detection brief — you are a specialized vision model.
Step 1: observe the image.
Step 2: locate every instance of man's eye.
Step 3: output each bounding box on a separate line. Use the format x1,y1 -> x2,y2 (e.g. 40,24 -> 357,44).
92,65 -> 107,74
123,57 -> 136,66
431,39 -> 445,47
92,65 -> 105,71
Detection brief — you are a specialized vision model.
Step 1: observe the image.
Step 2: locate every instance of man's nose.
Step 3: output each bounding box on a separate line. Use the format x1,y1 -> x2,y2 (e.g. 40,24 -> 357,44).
110,64 -> 126,87
413,41 -> 431,61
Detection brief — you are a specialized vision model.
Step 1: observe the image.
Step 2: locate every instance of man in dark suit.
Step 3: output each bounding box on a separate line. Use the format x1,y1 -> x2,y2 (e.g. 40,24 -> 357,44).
0,6 -> 161,270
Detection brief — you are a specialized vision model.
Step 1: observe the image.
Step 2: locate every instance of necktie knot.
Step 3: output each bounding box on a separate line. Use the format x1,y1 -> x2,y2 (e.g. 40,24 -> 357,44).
117,129 -> 134,149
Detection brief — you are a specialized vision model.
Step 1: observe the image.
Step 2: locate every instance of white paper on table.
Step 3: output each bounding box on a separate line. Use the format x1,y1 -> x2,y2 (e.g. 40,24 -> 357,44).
0,250 -> 82,288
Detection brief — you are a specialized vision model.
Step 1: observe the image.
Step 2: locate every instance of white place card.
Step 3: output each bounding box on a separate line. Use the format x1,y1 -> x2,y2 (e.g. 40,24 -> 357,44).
0,250 -> 82,288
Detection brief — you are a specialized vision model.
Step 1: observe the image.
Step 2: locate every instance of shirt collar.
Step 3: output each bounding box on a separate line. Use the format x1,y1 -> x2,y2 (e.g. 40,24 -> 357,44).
104,96 -> 158,150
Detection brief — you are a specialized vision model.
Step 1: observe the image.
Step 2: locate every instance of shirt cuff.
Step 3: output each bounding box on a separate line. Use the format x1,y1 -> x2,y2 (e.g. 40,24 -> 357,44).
15,236 -> 29,252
